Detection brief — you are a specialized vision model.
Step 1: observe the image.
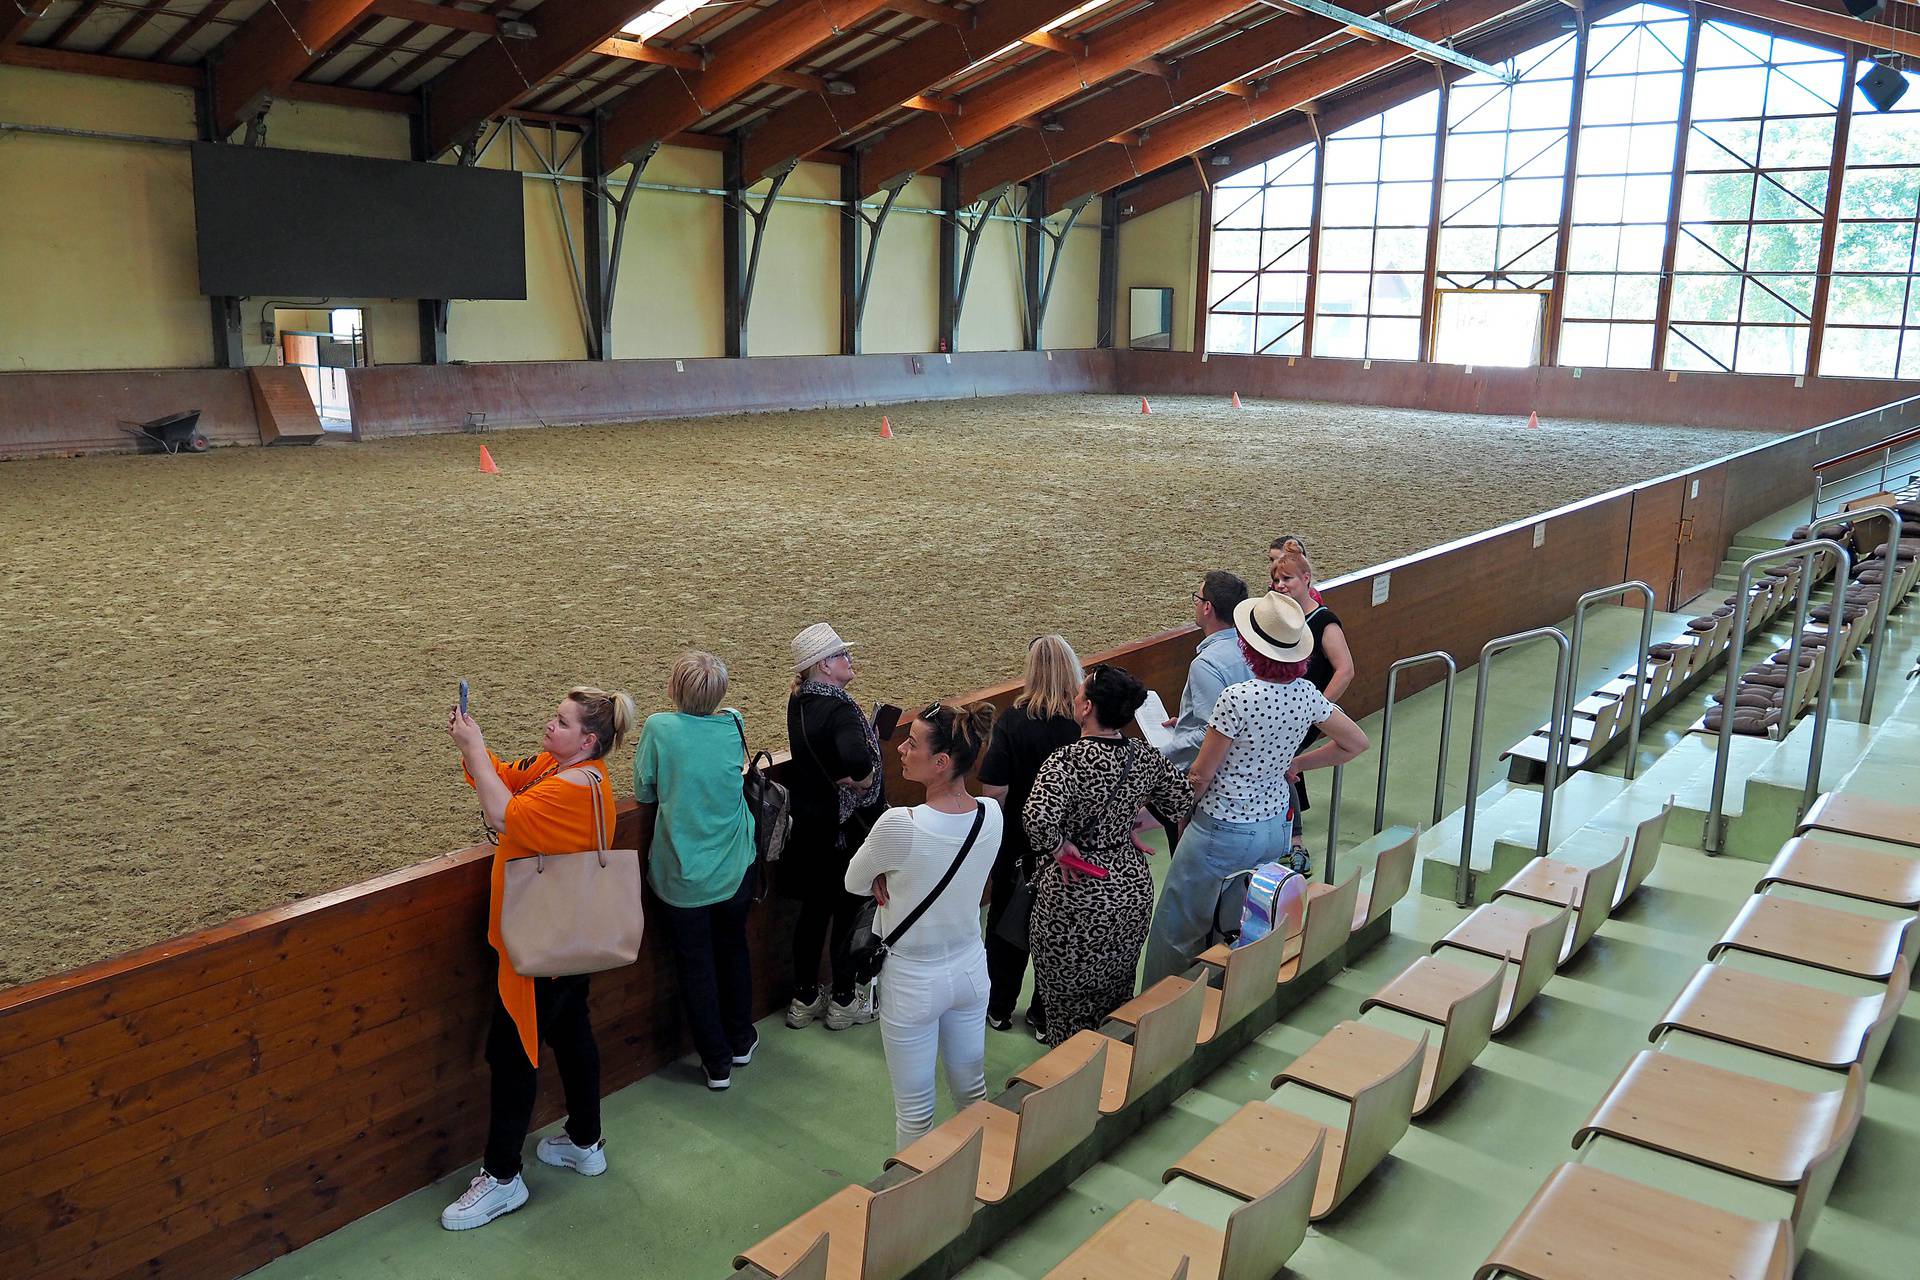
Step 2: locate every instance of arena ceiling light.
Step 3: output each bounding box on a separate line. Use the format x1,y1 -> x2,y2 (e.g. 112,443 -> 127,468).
1253,0 -> 1518,84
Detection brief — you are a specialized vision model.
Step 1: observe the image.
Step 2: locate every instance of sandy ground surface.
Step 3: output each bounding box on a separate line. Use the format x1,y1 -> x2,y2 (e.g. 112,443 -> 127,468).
0,393 -> 1776,985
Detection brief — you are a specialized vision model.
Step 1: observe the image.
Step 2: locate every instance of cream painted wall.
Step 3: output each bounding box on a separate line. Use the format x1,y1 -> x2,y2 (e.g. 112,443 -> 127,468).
609,145 -> 725,360
747,160 -> 841,357
1115,194 -> 1201,353
447,125 -> 589,363
0,69 -> 208,370
860,175 -> 941,356
0,69 -> 1108,371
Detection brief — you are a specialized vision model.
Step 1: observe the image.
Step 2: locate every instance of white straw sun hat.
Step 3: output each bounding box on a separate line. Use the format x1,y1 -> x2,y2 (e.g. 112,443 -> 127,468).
791,622 -> 854,673
1233,591 -> 1315,663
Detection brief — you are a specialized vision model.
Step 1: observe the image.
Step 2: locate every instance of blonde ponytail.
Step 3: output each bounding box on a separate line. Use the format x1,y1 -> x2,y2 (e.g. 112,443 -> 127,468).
567,685 -> 636,757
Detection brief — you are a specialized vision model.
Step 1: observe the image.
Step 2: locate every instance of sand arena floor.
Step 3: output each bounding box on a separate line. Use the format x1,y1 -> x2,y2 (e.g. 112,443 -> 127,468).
0,393 -> 1777,985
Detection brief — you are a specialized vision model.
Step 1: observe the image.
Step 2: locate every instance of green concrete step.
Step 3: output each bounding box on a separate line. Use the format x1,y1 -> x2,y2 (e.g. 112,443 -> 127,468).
1729,716 -> 1878,859
1329,824 -> 1420,887
1417,772 -> 1629,904
1659,734 -> 1777,849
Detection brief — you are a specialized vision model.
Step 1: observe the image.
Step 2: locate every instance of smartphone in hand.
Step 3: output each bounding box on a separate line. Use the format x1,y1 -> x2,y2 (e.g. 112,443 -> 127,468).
458,679 -> 469,717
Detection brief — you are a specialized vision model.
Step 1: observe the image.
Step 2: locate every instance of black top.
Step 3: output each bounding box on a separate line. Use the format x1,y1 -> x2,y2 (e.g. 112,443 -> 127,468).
1304,604 -> 1342,695
786,692 -> 886,865
977,705 -> 1081,871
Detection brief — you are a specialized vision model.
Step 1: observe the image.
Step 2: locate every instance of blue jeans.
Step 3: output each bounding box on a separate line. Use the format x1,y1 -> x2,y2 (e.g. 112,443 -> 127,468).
1141,808 -> 1292,989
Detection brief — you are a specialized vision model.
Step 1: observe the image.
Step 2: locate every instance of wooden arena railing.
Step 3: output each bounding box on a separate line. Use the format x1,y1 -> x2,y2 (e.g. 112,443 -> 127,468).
1,386 -> 1915,1280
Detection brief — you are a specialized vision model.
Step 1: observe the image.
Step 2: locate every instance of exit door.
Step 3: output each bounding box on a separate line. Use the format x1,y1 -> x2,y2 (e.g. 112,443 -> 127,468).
1672,469 -> 1728,609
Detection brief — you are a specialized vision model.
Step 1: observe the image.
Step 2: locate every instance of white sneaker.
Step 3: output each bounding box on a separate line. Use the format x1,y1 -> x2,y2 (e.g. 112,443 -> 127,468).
535,1134 -> 607,1176
826,984 -> 877,1030
440,1172 -> 528,1231
785,992 -> 828,1029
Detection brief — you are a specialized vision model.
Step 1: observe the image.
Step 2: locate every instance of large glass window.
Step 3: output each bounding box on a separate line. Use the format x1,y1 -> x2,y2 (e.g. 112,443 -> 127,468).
1666,25 -> 1841,374
1560,3 -> 1690,368
1822,67 -> 1920,379
1313,92 -> 1439,360
1436,38 -> 1578,294
1206,143 -> 1316,356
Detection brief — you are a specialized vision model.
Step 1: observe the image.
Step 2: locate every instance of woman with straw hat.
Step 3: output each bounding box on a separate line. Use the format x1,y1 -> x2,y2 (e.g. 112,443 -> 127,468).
1141,591 -> 1368,988
784,622 -> 888,1031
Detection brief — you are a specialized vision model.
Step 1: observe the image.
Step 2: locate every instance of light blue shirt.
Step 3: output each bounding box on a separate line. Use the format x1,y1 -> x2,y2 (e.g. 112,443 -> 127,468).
1164,628 -> 1254,768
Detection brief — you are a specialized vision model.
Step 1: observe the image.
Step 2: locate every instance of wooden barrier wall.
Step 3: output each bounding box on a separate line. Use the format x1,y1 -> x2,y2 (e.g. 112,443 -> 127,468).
2,388 -> 1917,1280
0,369 -> 261,459
1111,350 -> 1919,433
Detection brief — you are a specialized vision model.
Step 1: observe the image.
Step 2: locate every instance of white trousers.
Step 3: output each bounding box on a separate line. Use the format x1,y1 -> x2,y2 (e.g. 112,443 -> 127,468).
879,944 -> 990,1150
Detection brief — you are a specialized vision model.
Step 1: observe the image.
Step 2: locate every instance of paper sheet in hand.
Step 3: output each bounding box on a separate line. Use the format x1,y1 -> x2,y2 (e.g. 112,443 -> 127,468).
1134,691 -> 1175,752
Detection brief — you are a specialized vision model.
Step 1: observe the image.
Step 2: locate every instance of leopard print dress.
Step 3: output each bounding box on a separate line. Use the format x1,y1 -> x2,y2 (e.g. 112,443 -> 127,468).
1022,736 -> 1196,1045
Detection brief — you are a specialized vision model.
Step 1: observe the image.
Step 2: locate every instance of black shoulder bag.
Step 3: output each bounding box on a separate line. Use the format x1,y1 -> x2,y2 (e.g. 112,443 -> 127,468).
848,802 -> 987,984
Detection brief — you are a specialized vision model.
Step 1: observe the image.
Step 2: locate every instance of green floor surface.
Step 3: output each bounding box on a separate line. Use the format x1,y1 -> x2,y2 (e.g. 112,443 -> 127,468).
253,499 -> 1920,1279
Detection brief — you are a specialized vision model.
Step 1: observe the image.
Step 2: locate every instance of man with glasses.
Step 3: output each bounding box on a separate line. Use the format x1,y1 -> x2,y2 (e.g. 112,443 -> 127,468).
1162,571 -> 1252,769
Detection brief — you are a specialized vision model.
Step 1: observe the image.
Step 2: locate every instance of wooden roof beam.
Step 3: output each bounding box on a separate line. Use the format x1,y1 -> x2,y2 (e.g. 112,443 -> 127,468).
0,1 -> 52,55
209,0 -> 384,135
738,0 -> 1087,180
954,2 -> 1386,204
422,0 -> 663,155
1043,0 -> 1523,210
367,0 -> 500,35
858,0 -> 1255,196
1700,0 -> 1920,58
1114,0 -> 1623,221
599,0 -> 899,166
882,0 -> 969,26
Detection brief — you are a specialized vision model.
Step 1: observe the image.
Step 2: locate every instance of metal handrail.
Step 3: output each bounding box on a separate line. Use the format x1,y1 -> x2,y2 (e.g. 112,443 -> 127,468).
1807,506 -> 1901,723
1373,650 -> 1457,835
1556,581 -> 1655,787
1815,419 -> 1920,474
1811,436 -> 1920,519
1325,763 -> 1344,887
1706,538 -> 1852,853
1456,626 -> 1572,906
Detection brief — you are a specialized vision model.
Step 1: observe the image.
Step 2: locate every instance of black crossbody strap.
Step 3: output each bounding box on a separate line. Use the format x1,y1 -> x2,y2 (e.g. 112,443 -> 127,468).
882,802 -> 987,948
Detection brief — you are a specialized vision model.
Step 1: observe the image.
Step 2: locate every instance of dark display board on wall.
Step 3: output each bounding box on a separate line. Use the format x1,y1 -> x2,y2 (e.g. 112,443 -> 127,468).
191,143 -> 527,299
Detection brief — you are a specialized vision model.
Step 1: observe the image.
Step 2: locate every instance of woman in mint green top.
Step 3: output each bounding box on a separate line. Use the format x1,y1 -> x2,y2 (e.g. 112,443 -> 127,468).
634,651 -> 759,1089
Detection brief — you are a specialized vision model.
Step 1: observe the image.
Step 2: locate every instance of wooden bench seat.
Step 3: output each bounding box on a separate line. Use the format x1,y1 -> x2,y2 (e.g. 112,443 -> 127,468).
1575,1051 -> 1863,1188
889,1036 -> 1104,1204
1709,895 -> 1917,981
1359,958 -> 1502,1116
1013,977 -> 1205,1115
1427,905 -> 1569,1032
1447,844 -> 1617,968
1044,1133 -> 1320,1280
1199,872 -> 1360,988
1473,1163 -> 1792,1280
1799,793 -> 1920,850
1757,836 -> 1920,910
735,1127 -> 983,1280
1650,963 -> 1909,1074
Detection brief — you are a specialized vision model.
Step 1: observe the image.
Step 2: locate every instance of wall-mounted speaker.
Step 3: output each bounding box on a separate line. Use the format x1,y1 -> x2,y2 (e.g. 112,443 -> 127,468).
1857,61 -> 1910,113
1843,0 -> 1885,17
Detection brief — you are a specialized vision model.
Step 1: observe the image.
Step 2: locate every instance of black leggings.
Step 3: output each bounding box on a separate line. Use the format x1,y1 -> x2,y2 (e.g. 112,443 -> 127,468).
483,974 -> 601,1180
791,878 -> 864,1004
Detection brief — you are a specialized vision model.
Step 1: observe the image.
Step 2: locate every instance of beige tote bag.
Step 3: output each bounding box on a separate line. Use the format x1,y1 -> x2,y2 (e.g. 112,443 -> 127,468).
499,768 -> 644,977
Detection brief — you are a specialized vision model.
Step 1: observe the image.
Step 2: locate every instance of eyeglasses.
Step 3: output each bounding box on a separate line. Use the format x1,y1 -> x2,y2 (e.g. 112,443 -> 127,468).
1190,591 -> 1204,603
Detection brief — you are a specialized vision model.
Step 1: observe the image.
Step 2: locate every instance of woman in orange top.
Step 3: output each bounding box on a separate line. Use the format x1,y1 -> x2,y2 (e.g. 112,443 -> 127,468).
442,685 -> 635,1232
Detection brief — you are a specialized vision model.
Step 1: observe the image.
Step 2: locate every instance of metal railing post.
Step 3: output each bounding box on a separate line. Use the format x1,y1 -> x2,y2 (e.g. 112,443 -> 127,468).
1706,538 -> 1852,852
1559,581 -> 1656,784
1456,626 -> 1571,906
1372,651 -> 1458,835
1807,506 -> 1900,722
1810,474 -> 1822,522
1325,764 -> 1343,886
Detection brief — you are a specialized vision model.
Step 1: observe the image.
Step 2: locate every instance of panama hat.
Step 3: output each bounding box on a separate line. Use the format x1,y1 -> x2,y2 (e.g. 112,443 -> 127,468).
792,622 -> 854,673
1233,591 -> 1314,663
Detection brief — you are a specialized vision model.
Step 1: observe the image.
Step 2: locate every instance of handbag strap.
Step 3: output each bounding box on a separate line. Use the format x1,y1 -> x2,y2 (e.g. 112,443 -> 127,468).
553,765 -> 610,855
882,802 -> 987,949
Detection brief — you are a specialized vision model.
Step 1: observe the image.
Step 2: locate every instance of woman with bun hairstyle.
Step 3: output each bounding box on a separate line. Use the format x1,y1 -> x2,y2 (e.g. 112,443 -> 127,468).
442,685 -> 635,1231
845,702 -> 1003,1149
1023,665 -> 1196,1044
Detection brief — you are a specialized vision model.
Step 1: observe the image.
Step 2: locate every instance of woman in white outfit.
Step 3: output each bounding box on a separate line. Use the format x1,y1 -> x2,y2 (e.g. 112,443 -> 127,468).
845,702 -> 1002,1150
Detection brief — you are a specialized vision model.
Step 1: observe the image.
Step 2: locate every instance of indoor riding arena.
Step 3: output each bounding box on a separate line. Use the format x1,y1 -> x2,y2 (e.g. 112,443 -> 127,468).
4,2 -> 1920,1280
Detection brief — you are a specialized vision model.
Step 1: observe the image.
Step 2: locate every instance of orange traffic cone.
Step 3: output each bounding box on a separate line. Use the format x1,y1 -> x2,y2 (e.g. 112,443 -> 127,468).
478,445 -> 499,473
1231,391 -> 1243,409
879,416 -> 894,439
1525,411 -> 1540,430
1140,396 -> 1152,415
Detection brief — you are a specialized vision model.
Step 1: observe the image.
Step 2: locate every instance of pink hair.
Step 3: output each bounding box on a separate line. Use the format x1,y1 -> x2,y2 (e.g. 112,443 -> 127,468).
1240,638 -> 1308,683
